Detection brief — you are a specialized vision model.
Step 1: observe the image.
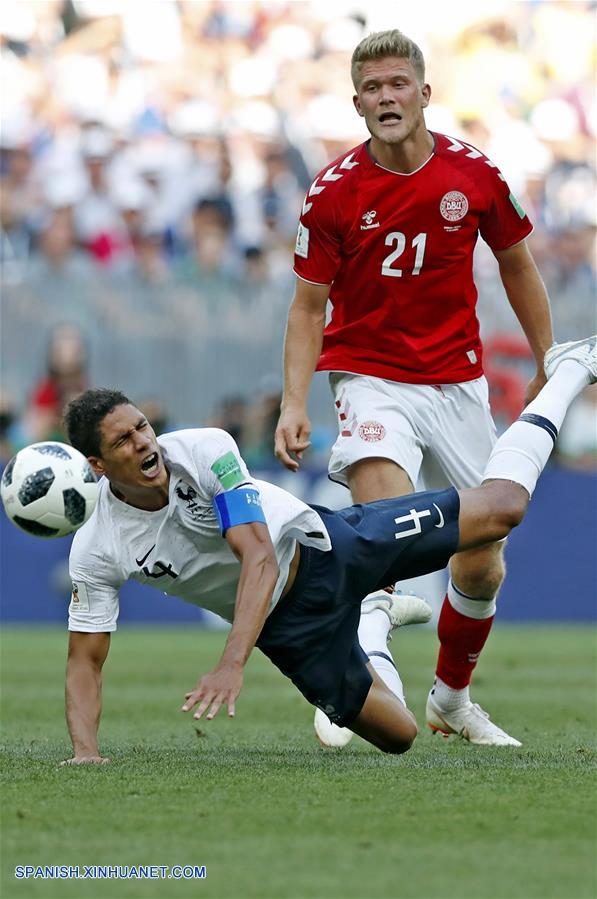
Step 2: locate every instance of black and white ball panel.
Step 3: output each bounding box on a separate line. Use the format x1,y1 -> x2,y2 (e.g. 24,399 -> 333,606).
18,467 -> 55,506
1,441 -> 99,539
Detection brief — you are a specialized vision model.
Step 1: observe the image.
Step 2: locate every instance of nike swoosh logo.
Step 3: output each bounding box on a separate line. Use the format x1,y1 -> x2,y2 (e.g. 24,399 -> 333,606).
135,544 -> 156,566
433,503 -> 444,528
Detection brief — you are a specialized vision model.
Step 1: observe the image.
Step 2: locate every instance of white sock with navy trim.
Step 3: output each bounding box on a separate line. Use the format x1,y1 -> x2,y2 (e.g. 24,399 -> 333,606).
358,609 -> 406,705
482,360 -> 589,496
447,579 -> 496,620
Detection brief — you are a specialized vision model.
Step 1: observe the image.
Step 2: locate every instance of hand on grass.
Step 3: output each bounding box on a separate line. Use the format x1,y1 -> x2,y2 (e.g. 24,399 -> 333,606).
181,663 -> 243,720
60,756 -> 110,766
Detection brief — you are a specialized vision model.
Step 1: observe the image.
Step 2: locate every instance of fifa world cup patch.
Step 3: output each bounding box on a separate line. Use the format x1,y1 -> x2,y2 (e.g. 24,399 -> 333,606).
211,452 -> 246,490
509,192 -> 526,219
295,222 -> 309,258
70,581 -> 90,612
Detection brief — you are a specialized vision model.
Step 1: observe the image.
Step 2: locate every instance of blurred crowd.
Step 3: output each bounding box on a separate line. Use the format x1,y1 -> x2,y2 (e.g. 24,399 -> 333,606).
1,0 -> 595,469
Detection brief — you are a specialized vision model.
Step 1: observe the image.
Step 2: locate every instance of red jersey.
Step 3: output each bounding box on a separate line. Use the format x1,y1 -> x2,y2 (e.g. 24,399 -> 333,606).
293,132 -> 533,384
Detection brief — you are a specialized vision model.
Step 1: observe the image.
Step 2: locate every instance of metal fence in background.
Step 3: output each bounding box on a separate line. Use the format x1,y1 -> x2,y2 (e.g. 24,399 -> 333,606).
3,258 -> 596,437
2,267 -> 294,429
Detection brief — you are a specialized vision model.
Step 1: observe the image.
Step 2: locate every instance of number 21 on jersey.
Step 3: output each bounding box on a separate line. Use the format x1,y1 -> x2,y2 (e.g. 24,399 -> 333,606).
381,231 -> 427,277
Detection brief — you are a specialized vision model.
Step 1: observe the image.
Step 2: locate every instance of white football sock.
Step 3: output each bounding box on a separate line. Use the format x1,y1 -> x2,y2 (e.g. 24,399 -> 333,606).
482,360 -> 589,496
448,579 -> 496,619
358,608 -> 406,705
430,676 -> 470,711
358,606 -> 391,649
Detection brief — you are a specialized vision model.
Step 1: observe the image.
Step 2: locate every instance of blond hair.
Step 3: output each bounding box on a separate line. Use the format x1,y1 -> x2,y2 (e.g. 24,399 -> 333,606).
351,29 -> 426,88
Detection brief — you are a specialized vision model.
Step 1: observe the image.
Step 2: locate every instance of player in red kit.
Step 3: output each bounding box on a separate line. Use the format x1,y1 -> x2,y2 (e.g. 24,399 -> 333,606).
275,29 -> 553,747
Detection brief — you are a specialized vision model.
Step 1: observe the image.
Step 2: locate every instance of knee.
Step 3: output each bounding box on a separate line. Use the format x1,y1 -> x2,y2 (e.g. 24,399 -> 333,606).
494,484 -> 528,533
378,719 -> 418,755
479,482 -> 529,541
452,541 -> 506,598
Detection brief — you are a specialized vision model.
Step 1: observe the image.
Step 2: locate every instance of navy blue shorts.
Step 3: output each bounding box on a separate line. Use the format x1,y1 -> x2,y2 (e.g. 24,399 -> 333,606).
257,487 -> 460,727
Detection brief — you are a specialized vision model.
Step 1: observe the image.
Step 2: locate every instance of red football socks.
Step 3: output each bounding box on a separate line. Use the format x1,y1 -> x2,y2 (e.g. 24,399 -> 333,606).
435,594 -> 495,689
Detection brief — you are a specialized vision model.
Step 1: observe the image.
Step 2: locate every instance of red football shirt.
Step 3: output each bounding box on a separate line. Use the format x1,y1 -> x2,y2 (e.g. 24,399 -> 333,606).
293,132 -> 533,384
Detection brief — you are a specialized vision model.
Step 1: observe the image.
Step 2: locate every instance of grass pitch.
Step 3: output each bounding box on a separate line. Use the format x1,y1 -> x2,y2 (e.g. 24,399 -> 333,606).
1,625 -> 595,899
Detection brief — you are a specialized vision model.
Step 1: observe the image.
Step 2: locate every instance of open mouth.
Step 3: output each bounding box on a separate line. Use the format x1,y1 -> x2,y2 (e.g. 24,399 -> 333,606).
141,452 -> 160,477
379,112 -> 402,124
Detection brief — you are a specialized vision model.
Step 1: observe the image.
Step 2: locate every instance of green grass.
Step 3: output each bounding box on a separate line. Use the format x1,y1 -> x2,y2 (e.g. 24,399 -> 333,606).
1,625 -> 596,899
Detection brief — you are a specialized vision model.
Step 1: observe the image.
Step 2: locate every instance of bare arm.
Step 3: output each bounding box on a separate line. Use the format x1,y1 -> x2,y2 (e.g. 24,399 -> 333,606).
181,521 -> 279,720
493,240 -> 554,404
274,278 -> 330,470
63,631 -> 111,764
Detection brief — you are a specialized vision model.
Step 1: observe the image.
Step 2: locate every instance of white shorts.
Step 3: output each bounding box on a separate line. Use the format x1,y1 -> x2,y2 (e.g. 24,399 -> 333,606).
328,373 -> 498,492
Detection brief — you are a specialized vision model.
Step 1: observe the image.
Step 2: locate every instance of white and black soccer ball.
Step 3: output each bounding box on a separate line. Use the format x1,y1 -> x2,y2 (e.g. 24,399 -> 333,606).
1,442 -> 98,538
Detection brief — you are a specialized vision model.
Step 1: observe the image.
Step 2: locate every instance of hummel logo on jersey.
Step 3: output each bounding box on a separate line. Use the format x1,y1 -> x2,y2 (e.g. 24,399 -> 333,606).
135,544 -> 156,566
360,210 -> 380,230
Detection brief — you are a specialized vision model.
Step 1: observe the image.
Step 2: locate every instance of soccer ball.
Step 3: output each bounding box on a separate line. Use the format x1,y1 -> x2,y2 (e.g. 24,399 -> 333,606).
1,442 -> 98,538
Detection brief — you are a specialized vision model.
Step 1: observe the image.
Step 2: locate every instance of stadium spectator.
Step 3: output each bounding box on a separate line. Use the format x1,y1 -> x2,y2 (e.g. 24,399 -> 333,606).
242,246 -> 269,287
0,141 -> 37,274
243,378 -> 284,468
173,198 -> 239,282
275,28 -> 554,749
27,208 -> 91,281
206,395 -> 248,450
23,324 -> 89,444
73,129 -> 131,268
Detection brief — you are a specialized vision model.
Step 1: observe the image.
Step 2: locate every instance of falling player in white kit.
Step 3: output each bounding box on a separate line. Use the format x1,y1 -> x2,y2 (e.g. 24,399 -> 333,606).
275,28 -> 554,748
62,336 -> 595,763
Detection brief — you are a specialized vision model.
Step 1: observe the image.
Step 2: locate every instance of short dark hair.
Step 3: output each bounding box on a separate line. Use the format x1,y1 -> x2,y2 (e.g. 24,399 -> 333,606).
64,388 -> 131,457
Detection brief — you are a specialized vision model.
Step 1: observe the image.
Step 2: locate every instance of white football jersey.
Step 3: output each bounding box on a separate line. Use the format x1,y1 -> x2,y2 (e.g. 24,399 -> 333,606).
68,428 -> 331,632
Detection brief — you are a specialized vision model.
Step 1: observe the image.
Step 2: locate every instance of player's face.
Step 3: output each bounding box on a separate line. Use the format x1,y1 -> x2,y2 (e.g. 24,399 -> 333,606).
92,404 -> 168,495
353,57 -> 430,145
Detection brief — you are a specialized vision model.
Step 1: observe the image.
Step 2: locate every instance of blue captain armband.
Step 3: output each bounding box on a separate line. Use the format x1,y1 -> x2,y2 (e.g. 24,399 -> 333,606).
213,487 -> 266,535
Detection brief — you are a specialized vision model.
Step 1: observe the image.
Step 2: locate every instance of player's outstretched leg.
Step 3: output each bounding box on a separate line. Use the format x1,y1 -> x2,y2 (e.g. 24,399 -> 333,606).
481,334 -> 595,497
315,590 -> 432,748
426,335 -> 596,745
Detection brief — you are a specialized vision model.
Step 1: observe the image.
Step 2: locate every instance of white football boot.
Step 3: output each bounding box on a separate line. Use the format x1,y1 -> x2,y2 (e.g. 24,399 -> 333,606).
314,590 -> 432,748
363,589 -> 433,631
544,335 -> 597,383
426,693 -> 522,747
